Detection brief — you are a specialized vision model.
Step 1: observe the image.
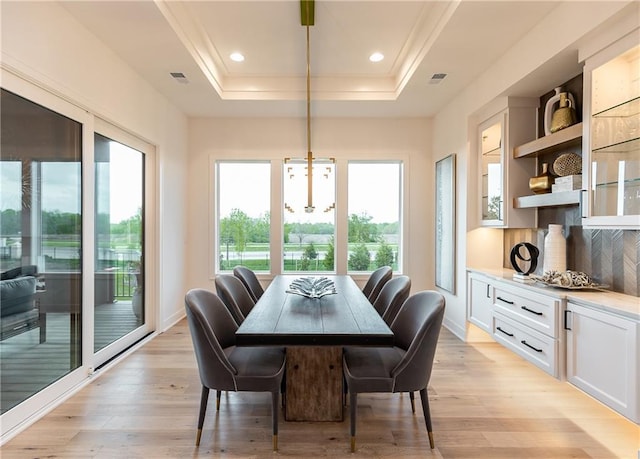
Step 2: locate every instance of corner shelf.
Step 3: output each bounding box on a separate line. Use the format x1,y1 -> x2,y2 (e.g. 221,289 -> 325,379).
513,122 -> 582,159
513,190 -> 581,209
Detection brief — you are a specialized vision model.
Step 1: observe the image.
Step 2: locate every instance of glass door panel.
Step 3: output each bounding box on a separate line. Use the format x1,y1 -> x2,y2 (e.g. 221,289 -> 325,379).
94,133 -> 144,353
480,120 -> 503,223
0,89 -> 82,414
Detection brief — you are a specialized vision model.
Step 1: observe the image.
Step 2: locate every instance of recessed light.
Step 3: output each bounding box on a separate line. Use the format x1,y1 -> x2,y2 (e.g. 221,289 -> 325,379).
230,52 -> 245,62
369,52 -> 384,63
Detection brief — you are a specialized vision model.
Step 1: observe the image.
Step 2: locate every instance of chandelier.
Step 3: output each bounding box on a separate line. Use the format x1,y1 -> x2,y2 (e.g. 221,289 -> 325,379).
284,0 -> 335,214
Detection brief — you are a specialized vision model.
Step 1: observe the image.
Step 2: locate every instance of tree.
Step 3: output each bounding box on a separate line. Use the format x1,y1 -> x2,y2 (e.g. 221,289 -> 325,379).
375,240 -> 394,268
323,236 -> 335,270
348,213 -> 378,243
348,243 -> 370,271
300,242 -> 318,270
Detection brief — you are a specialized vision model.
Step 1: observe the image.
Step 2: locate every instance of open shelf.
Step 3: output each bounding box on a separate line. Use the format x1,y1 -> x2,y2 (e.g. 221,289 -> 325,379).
513,122 -> 582,159
513,190 -> 581,209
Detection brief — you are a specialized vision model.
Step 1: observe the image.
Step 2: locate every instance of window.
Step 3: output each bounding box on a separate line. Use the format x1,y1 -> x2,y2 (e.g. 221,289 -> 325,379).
213,159 -> 403,275
216,161 -> 271,272
347,162 -> 402,272
283,160 -> 335,272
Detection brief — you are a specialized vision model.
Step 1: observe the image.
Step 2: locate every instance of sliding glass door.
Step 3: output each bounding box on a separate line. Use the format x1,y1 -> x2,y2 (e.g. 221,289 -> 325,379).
92,122 -> 153,367
1,80 -> 155,434
0,89 -> 83,414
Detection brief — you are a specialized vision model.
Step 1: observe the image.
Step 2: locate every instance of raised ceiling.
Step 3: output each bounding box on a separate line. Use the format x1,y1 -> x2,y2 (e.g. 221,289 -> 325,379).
60,0 -> 572,118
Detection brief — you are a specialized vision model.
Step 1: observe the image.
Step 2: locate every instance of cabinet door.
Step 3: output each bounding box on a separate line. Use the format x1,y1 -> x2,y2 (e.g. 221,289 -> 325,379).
479,114 -> 505,226
566,302 -> 639,423
583,32 -> 640,228
467,274 -> 493,333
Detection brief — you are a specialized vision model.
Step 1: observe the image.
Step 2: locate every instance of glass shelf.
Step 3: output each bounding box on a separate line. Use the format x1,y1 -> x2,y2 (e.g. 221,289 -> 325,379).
592,137 -> 640,154
593,96 -> 640,118
483,146 -> 500,157
594,177 -> 640,188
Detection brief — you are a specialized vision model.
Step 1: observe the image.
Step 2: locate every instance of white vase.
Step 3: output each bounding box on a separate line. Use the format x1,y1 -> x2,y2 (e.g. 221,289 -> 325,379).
543,224 -> 566,273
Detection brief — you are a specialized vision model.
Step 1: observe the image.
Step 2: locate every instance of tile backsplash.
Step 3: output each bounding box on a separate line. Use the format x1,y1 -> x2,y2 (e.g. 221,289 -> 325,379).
504,227 -> 640,297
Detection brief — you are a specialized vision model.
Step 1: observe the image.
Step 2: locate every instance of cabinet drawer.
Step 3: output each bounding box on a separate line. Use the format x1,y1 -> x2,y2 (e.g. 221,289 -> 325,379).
493,284 -> 559,337
493,312 -> 559,377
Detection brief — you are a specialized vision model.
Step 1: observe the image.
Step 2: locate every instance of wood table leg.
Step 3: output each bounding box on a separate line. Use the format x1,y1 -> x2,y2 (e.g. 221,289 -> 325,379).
285,346 -> 343,421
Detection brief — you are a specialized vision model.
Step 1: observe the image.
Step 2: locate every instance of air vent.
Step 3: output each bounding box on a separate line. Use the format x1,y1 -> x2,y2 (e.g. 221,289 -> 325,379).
170,72 -> 189,84
429,73 -> 447,84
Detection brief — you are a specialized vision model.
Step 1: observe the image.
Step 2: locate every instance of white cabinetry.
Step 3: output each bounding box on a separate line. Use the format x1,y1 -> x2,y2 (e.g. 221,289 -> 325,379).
565,301 -> 639,423
477,97 -> 538,228
467,272 -> 493,333
492,282 -> 564,378
582,31 -> 640,228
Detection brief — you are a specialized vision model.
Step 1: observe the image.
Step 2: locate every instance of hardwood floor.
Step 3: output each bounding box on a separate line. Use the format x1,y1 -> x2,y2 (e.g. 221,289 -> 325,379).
1,319 -> 638,458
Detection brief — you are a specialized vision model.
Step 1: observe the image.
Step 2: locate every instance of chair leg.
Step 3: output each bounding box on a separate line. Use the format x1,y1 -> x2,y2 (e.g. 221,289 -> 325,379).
271,391 -> 279,451
196,386 -> 210,446
419,388 -> 434,449
216,390 -> 222,410
409,391 -> 416,413
350,392 -> 357,452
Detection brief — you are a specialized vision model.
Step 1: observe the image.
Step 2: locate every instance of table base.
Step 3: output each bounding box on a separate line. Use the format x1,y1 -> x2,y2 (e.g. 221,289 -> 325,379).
285,346 -> 343,422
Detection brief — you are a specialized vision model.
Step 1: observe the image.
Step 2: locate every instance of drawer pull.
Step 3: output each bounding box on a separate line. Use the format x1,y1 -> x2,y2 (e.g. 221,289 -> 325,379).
496,296 -> 514,305
496,326 -> 514,337
521,340 -> 543,353
521,305 -> 543,316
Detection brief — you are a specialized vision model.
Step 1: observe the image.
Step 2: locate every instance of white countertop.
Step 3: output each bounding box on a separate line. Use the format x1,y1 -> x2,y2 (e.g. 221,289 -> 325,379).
467,267 -> 640,321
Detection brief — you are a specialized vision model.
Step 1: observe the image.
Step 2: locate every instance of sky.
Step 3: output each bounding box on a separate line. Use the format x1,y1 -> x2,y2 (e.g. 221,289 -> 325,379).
1,157 -> 398,226
0,141 -> 142,223
218,161 -> 401,224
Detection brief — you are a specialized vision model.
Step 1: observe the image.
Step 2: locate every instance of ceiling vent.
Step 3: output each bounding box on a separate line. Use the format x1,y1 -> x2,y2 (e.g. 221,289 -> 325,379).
170,72 -> 189,84
429,73 -> 447,84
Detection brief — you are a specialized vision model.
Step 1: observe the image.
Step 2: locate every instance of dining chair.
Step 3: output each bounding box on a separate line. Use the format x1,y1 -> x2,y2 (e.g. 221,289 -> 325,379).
371,275 -> 411,325
233,265 -> 264,303
361,265 -> 392,303
184,288 -> 286,451
214,274 -> 255,324
343,290 -> 445,452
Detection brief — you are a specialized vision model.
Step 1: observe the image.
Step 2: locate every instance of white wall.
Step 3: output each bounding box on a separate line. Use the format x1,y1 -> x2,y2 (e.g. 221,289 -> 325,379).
188,117 -> 433,292
431,1 -> 635,339
1,1 -> 189,331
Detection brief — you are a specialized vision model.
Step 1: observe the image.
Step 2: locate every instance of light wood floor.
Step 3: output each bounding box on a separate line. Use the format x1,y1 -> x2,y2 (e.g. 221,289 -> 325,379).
1,319 -> 638,458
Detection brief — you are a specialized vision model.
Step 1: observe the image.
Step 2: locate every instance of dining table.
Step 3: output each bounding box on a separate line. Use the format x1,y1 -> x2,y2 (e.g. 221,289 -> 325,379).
236,274 -> 393,421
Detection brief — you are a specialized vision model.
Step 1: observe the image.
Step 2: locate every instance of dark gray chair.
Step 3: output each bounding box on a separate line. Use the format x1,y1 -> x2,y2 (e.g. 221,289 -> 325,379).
371,275 -> 411,325
343,290 -> 445,452
184,288 -> 286,451
233,265 -> 264,303
361,265 -> 392,303
214,274 -> 255,324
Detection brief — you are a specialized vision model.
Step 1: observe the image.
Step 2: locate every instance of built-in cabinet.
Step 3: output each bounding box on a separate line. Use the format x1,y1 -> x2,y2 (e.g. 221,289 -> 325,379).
565,301 -> 639,423
467,272 -> 493,332
466,269 -> 640,423
582,31 -> 640,228
477,98 -> 538,228
491,280 -> 563,378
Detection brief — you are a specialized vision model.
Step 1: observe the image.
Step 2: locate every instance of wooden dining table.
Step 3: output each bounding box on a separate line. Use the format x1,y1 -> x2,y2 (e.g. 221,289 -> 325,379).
236,275 -> 393,422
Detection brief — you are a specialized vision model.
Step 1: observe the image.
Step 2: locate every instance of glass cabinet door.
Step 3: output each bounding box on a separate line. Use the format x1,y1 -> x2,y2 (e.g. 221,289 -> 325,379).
587,38 -> 639,226
480,117 -> 503,225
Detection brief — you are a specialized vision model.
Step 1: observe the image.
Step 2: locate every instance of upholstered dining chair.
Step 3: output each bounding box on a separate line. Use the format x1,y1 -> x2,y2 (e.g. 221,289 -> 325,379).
214,274 -> 255,324
233,265 -> 264,303
371,275 -> 411,325
343,290 -> 445,452
361,265 -> 392,303
184,288 -> 286,451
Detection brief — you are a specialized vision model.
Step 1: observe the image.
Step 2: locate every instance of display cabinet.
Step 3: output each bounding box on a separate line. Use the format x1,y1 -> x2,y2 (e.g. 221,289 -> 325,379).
582,32 -> 640,228
477,97 -> 538,228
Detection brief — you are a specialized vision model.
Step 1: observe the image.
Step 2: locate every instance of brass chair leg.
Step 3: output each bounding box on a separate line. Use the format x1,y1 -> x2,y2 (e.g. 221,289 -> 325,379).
428,431 -> 434,449
273,434 -> 278,451
350,436 -> 356,453
196,429 -> 202,446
